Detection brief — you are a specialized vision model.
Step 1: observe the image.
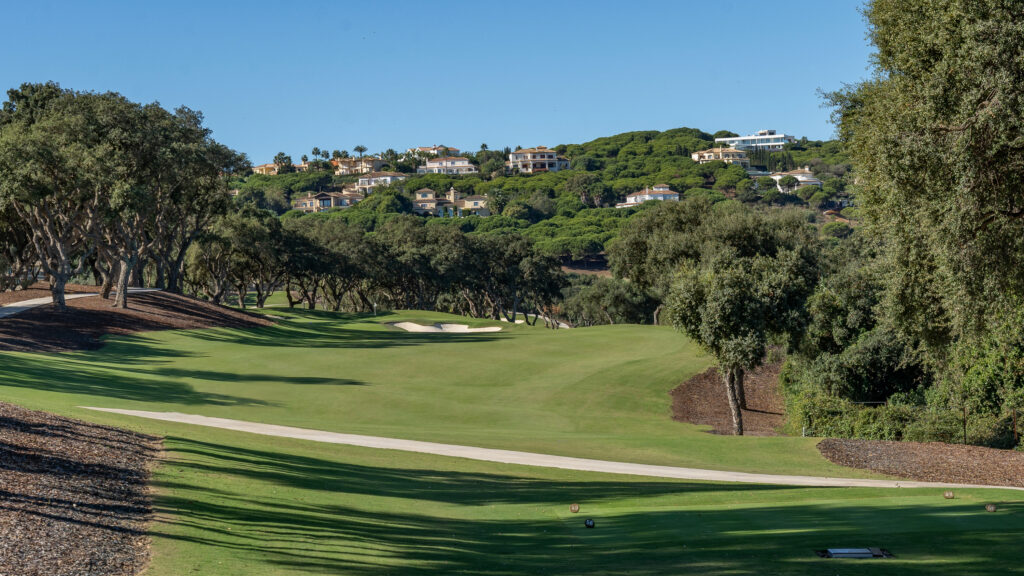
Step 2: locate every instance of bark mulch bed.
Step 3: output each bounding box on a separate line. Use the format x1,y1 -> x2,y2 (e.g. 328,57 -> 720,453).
0,291 -> 272,353
670,361 -> 786,436
0,402 -> 160,575
0,283 -> 99,306
818,438 -> 1024,488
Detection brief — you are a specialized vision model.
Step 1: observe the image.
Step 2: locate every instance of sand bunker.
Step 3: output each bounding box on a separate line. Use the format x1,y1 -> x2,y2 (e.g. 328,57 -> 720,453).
388,322 -> 502,333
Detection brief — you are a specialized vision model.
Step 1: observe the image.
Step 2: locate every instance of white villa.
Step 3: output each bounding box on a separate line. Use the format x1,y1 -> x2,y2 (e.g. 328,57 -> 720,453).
355,171 -> 408,194
506,146 -> 570,174
615,184 -> 680,208
770,166 -> 823,191
417,156 -> 479,175
406,145 -> 460,157
714,129 -> 796,151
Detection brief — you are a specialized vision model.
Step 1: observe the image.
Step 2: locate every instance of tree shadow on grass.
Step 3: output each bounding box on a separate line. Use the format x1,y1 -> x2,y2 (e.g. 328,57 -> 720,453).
150,436 -> 1024,575
0,351 -> 270,406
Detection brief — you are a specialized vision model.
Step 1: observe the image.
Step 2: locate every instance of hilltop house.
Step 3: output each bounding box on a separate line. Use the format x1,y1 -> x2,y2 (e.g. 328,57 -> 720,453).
406,145 -> 460,157
417,157 -> 479,175
355,171 -> 408,194
691,147 -> 750,168
506,146 -> 570,173
292,190 -> 365,213
770,166 -> 823,191
332,157 -> 385,175
615,184 -> 679,208
714,129 -> 796,151
412,187 -> 489,217
252,162 -> 310,176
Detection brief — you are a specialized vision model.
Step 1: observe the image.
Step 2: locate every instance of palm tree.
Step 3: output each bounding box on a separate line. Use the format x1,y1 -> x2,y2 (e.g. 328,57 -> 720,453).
311,146 -> 321,159
480,143 -> 488,151
332,149 -> 342,160
354,145 -> 368,158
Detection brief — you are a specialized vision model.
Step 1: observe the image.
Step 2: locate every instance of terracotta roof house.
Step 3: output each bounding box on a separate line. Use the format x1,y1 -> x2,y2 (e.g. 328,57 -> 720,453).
690,147 -> 750,168
506,146 -> 570,173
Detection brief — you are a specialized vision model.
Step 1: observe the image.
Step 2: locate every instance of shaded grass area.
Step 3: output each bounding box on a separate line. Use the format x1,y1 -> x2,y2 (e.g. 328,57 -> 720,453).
142,425 -> 1023,576
0,308 -> 852,477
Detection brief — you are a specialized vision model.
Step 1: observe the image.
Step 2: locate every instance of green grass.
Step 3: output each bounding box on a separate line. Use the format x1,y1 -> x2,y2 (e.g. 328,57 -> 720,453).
1,307 -> 1021,574
135,422 -> 1022,575
1,307 -> 859,477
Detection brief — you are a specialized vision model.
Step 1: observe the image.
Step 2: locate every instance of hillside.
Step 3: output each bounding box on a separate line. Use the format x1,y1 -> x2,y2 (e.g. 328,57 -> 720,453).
233,128 -> 854,263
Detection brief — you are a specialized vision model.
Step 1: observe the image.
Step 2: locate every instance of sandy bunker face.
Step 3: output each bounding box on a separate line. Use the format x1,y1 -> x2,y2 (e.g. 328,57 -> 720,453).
388,322 -> 502,333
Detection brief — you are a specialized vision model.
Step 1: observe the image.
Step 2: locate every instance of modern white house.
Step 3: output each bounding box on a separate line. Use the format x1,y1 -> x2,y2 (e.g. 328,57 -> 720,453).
714,129 -> 796,151
416,157 -> 479,175
615,184 -> 680,208
355,171 -> 408,194
506,146 -> 570,173
691,147 -> 751,168
406,145 -> 460,157
770,166 -> 823,191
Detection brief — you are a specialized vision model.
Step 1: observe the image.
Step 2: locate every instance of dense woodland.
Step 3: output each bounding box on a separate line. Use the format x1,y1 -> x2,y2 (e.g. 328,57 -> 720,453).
1,0 -> 1021,449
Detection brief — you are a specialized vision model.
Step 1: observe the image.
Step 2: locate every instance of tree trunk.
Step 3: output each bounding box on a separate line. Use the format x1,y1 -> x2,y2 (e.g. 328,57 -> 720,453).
113,255 -> 138,309
734,367 -> 747,410
51,274 -> 68,311
653,304 -> 663,326
724,367 -> 744,436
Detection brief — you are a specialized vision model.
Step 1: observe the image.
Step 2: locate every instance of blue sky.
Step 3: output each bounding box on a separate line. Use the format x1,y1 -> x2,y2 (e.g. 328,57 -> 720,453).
1,1 -> 872,163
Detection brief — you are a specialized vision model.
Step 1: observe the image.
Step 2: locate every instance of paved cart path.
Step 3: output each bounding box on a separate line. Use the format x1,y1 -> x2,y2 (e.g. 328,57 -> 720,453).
0,289 -> 161,319
82,407 -> 1024,491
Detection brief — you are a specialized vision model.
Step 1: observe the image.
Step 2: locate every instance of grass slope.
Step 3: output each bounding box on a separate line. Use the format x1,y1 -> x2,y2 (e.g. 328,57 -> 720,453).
1,307 -> 1021,574
7,308 -> 847,476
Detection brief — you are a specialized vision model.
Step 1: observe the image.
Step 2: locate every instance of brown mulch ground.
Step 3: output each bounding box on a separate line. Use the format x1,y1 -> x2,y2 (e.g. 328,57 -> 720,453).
670,361 -> 786,435
0,402 -> 160,575
818,438 -> 1024,488
0,290 -> 272,353
0,283 -> 98,306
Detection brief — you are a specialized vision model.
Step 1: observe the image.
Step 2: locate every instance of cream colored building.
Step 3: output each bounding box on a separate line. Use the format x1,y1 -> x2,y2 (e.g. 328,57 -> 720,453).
506,146 -> 570,173
355,171 -> 408,194
417,157 -> 479,175
690,147 -> 750,168
332,157 -> 385,175
412,187 -> 489,217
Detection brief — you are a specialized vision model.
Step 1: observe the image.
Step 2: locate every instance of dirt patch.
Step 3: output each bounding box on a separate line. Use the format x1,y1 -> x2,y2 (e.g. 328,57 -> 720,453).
0,291 -> 272,353
0,402 -> 159,575
670,361 -> 785,436
818,438 -> 1024,488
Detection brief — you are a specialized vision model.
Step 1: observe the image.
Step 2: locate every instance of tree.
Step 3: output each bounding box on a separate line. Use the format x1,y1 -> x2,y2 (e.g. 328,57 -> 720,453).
480,143 -> 488,151
778,175 -> 798,193
353,145 -> 367,158
667,246 -> 819,434
0,83 -> 120,309
311,147 -> 321,160
826,0 -> 1024,353
274,152 -> 295,174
